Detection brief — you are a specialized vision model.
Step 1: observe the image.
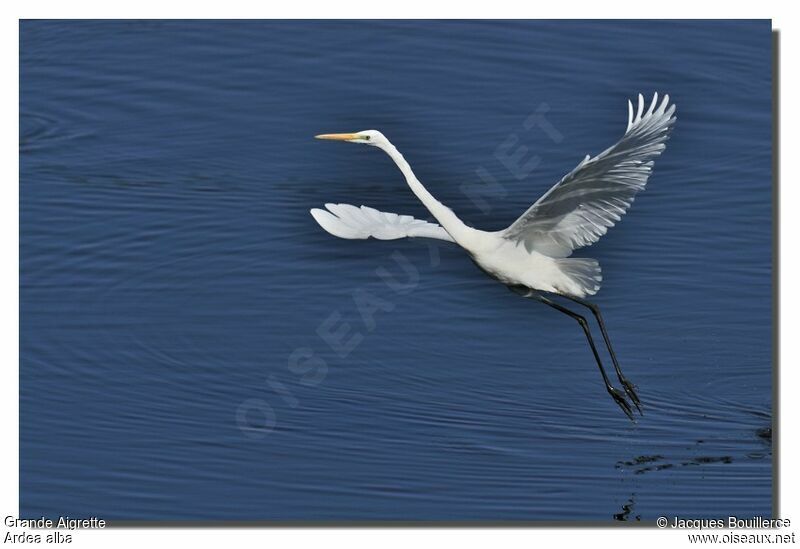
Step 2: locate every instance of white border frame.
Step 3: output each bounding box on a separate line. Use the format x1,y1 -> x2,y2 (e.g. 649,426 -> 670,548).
6,4 -> 795,548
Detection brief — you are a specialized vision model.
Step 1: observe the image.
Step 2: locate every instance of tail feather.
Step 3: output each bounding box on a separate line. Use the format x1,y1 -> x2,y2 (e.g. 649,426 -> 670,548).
555,258 -> 602,297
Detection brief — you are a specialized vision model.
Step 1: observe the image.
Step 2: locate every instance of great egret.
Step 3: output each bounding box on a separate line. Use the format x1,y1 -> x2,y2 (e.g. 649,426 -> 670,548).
311,93 -> 676,420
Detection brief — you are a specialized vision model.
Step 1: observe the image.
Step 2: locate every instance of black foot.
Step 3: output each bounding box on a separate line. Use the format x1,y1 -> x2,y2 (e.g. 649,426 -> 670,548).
607,386 -> 635,421
620,377 -> 642,415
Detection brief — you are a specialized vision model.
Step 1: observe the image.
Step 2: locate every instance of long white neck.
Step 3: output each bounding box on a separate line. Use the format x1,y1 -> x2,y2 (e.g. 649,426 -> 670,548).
378,140 -> 472,244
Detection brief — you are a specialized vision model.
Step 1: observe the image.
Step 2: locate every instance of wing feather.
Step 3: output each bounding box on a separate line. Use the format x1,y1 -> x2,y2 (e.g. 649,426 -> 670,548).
310,203 -> 455,242
502,93 -> 676,257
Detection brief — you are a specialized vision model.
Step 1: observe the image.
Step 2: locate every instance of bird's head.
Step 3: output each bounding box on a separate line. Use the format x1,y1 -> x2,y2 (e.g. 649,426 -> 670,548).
315,130 -> 387,147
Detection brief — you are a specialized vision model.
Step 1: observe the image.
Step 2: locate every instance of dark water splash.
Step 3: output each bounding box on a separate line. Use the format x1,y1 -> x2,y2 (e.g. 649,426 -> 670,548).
20,20 -> 772,521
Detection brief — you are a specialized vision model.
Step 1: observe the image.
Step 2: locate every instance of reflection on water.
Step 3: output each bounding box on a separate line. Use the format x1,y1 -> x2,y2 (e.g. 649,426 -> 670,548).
20,20 -> 772,521
614,495 -> 641,522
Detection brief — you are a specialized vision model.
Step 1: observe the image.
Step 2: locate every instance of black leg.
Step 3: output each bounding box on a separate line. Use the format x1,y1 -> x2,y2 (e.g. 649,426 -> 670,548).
562,295 -> 642,414
515,287 -> 634,421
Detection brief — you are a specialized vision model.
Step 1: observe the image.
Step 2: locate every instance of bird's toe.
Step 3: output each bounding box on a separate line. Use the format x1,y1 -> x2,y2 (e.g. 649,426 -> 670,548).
607,387 -> 635,421
620,378 -> 642,415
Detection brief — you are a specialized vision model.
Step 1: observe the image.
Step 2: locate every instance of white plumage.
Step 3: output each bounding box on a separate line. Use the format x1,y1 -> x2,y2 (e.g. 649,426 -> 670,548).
503,92 -> 676,257
312,93 -> 676,298
310,203 -> 454,242
311,93 -> 676,419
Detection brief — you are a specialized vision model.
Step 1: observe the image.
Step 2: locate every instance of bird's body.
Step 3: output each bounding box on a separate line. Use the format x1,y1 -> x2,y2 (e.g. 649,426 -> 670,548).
484,246 -> 598,297
312,93 -> 676,419
462,231 -> 601,298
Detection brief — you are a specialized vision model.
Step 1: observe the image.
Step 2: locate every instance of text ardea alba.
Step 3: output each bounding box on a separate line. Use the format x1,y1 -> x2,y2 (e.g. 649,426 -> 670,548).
312,93 -> 676,420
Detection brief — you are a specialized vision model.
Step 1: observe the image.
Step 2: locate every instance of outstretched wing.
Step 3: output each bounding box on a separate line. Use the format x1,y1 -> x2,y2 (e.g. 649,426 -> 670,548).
310,203 -> 455,242
502,93 -> 677,257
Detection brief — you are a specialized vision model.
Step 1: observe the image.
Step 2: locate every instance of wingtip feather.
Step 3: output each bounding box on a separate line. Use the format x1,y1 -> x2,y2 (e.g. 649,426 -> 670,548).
310,207 -> 365,239
627,100 -> 634,132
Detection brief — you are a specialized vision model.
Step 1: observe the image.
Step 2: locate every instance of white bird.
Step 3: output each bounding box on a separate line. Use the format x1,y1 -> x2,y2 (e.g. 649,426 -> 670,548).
312,93 -> 676,419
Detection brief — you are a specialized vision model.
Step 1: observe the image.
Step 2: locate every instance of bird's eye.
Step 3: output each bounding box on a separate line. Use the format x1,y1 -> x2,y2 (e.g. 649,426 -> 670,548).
363,135 -> 371,141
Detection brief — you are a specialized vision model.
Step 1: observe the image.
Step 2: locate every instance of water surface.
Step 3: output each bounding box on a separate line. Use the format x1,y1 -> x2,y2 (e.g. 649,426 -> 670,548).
20,20 -> 773,521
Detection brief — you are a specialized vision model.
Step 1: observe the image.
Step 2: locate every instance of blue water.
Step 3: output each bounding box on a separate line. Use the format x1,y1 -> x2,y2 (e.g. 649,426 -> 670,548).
20,20 -> 773,521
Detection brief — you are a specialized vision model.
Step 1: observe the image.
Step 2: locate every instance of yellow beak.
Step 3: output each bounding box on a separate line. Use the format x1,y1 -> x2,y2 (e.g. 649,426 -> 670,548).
315,133 -> 360,141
